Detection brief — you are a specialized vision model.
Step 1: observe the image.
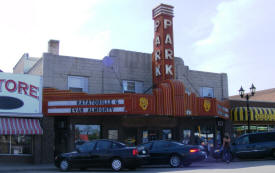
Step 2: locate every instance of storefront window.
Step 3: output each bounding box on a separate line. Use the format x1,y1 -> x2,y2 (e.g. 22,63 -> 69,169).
182,129 -> 191,144
162,129 -> 172,140
108,130 -> 118,140
0,135 -> 32,155
233,125 -> 275,137
75,125 -> 100,143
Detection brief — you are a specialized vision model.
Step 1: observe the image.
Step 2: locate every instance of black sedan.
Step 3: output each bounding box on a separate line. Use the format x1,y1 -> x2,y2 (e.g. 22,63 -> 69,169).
54,139 -> 149,171
139,140 -> 207,168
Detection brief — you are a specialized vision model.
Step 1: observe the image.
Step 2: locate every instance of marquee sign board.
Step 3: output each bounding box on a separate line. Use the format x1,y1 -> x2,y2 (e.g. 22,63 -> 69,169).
0,72 -> 42,116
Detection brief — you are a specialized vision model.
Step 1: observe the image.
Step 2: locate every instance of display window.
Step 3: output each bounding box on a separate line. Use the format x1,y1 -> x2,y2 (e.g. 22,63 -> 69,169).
108,130 -> 118,140
74,125 -> 100,143
162,129 -> 172,140
233,124 -> 275,137
182,129 -> 191,144
0,135 -> 32,155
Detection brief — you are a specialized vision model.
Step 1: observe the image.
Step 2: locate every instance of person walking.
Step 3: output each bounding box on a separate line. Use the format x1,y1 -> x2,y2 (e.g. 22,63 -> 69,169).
222,132 -> 231,163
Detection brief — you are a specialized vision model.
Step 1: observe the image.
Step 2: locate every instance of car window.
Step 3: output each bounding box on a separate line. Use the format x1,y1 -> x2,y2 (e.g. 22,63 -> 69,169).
111,142 -> 125,149
237,135 -> 249,145
79,141 -> 96,153
95,141 -> 112,151
152,141 -> 170,149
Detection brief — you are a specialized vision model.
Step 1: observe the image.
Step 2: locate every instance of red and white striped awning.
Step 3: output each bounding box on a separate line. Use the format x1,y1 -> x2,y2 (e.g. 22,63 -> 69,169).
0,117 -> 43,135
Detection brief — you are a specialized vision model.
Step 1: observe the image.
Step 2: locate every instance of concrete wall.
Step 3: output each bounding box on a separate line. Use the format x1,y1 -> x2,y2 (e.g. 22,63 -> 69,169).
42,53 -> 103,94
39,49 -> 228,100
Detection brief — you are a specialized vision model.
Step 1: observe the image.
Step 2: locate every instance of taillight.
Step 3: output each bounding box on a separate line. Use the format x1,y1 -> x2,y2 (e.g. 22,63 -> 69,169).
190,148 -> 199,153
132,149 -> 138,156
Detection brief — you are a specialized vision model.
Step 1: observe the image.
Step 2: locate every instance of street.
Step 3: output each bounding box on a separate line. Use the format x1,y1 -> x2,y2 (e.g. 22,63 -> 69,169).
5,159 -> 275,173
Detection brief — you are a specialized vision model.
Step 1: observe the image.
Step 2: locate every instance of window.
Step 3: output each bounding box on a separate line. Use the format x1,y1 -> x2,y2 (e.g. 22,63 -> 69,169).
162,129 -> 172,140
95,141 -> 111,151
79,141 -> 96,153
122,80 -> 144,93
0,135 -> 32,155
153,141 -> 170,149
236,135 -> 249,145
75,125 -> 100,142
182,129 -> 191,144
111,142 -> 125,149
68,76 -> 88,93
200,87 -> 214,98
108,130 -> 118,140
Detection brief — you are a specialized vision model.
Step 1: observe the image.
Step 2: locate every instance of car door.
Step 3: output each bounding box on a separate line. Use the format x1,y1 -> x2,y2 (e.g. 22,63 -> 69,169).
92,140 -> 112,167
232,135 -> 254,158
249,134 -> 270,157
73,141 -> 96,168
149,141 -> 171,164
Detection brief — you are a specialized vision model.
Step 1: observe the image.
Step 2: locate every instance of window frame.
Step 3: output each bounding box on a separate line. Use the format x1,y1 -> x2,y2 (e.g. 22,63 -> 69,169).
68,75 -> 88,93
0,135 -> 33,156
122,80 -> 144,94
199,87 -> 214,98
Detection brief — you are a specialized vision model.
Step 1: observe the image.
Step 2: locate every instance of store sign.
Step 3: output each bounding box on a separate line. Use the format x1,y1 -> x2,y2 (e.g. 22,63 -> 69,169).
0,73 -> 42,115
152,4 -> 175,85
255,114 -> 275,121
47,99 -> 125,114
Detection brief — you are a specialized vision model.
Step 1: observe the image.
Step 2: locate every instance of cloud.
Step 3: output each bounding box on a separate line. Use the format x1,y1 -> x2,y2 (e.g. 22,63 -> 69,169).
189,0 -> 275,95
0,0 -> 102,72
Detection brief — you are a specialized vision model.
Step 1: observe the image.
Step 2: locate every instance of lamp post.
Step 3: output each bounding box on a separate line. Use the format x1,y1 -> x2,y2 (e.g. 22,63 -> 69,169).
239,84 -> 256,133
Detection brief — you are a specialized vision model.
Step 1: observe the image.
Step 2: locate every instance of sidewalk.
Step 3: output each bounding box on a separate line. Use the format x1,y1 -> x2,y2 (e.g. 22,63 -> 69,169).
0,163 -> 56,172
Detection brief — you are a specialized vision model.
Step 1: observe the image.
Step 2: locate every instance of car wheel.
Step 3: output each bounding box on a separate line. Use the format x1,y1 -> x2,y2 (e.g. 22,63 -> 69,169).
182,162 -> 192,167
111,158 -> 123,171
169,155 -> 181,168
59,159 -> 71,172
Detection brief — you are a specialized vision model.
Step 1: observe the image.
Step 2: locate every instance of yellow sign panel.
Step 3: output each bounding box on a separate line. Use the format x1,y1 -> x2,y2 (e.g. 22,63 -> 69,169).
139,97 -> 149,110
203,100 -> 211,112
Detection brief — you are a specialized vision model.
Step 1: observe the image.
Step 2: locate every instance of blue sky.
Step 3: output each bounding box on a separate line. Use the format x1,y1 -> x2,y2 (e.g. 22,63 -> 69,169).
0,0 -> 274,96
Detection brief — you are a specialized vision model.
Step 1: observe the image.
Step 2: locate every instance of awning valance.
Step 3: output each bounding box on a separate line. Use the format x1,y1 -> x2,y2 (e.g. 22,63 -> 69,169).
230,107 -> 275,122
0,117 -> 43,135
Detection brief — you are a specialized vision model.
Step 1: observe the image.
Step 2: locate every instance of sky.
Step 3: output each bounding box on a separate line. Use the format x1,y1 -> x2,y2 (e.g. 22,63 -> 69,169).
0,0 -> 274,96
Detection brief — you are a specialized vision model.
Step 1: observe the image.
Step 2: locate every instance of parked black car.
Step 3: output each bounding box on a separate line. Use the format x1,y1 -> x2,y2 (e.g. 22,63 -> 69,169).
54,139 -> 149,171
139,140 -> 207,168
231,132 -> 275,159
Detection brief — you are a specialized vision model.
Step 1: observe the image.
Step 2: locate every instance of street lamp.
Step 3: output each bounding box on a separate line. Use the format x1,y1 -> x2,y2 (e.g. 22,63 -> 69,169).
239,84 -> 256,133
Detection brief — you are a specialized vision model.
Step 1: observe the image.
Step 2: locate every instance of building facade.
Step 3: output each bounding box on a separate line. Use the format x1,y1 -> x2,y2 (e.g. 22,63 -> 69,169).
12,4 -> 229,163
230,88 -> 275,138
0,72 -> 43,163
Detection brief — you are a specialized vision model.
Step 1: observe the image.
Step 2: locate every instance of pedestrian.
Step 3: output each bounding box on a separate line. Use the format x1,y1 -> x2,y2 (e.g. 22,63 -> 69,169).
222,132 -> 231,163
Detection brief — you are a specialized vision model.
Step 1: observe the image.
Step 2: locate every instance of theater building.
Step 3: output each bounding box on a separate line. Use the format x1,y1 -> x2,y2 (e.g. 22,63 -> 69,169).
230,88 -> 275,137
13,4 -> 229,163
0,72 -> 43,163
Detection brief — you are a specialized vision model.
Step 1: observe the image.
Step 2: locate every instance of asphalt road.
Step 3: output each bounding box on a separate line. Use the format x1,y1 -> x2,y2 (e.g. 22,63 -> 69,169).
6,159 -> 275,173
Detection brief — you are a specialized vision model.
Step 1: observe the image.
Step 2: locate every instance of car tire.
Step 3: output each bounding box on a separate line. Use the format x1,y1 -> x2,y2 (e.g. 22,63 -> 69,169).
169,155 -> 181,168
182,162 -> 192,167
111,158 -> 123,171
59,159 -> 71,172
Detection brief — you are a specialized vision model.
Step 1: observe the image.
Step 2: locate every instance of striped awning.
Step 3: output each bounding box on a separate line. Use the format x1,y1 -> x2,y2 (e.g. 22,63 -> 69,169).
231,107 -> 275,122
0,117 -> 43,135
